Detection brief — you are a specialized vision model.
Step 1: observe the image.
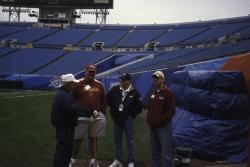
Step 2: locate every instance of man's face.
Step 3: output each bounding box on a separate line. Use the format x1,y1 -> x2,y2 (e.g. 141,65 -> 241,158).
64,82 -> 76,92
85,70 -> 96,80
153,76 -> 163,87
120,79 -> 131,89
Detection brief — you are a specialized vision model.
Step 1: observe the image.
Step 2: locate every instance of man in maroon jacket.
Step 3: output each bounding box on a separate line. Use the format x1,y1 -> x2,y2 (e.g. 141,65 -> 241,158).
147,70 -> 175,167
70,64 -> 106,167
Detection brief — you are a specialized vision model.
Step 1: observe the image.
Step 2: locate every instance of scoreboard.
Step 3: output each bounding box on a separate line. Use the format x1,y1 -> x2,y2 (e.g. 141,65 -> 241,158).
0,0 -> 113,9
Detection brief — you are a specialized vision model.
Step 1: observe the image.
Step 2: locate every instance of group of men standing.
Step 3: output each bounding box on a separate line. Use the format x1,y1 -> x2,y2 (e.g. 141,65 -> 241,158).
51,64 -> 176,167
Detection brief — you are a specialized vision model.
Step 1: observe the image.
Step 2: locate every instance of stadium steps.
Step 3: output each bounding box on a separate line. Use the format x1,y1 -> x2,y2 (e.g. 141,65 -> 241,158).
147,29 -> 170,46
28,51 -> 69,74
179,27 -> 211,45
0,28 -> 27,39
112,28 -> 134,48
0,48 -> 19,58
31,29 -> 62,44
75,29 -> 100,47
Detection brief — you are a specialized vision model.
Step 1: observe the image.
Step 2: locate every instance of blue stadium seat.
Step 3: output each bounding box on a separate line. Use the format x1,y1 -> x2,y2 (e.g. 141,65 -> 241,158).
237,26 -> 250,40
0,21 -> 33,27
134,25 -> 173,30
0,47 -> 17,56
2,27 -> 57,44
82,29 -> 128,47
0,26 -> 25,38
71,24 -> 100,29
182,22 -> 250,45
35,51 -> 112,75
35,29 -> 94,46
101,25 -> 133,30
117,30 -> 164,47
110,39 -> 250,74
0,48 -> 64,74
156,27 -> 209,46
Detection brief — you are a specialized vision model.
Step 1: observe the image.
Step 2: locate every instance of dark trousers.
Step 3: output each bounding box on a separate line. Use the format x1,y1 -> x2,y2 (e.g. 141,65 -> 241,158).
53,128 -> 75,167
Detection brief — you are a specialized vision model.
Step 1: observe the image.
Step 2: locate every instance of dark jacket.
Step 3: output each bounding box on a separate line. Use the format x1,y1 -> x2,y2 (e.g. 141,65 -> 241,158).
147,85 -> 175,128
51,87 -> 92,129
106,85 -> 143,124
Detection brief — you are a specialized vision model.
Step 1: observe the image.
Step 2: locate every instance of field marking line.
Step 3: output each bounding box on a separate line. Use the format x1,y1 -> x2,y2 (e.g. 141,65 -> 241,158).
2,92 -> 55,99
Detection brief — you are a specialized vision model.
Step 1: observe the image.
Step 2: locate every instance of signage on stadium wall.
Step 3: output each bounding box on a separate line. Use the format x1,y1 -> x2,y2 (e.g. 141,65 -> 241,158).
58,13 -> 66,19
44,23 -> 63,28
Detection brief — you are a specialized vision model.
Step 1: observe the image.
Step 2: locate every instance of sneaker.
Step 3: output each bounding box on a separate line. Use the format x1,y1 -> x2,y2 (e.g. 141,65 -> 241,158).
89,159 -> 100,167
128,162 -> 134,167
109,159 -> 123,167
69,158 -> 76,167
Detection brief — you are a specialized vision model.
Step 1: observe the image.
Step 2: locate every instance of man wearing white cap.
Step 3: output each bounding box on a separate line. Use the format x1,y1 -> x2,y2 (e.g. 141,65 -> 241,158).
51,74 -> 98,167
147,71 -> 176,167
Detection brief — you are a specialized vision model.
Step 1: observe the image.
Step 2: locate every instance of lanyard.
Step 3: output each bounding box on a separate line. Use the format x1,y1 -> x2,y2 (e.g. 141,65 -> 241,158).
121,91 -> 129,102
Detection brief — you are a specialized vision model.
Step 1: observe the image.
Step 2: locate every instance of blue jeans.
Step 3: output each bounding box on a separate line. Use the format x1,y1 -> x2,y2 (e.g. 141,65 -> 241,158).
113,117 -> 134,163
150,123 -> 173,167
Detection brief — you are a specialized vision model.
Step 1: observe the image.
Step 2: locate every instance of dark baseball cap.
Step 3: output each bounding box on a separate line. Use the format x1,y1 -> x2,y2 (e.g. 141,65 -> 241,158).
119,72 -> 132,80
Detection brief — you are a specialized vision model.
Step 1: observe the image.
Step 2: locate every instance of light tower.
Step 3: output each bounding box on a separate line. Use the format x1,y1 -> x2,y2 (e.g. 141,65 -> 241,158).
2,6 -> 32,22
0,0 -> 113,25
95,8 -> 108,24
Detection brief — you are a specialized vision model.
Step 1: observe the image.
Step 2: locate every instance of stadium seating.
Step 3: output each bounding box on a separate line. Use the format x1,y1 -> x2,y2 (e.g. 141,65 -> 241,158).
108,39 -> 250,74
0,22 -> 33,27
114,51 -> 164,65
0,16 -> 250,78
182,21 -> 250,45
156,27 -> 209,46
81,29 -> 128,47
0,48 -> 64,74
35,28 -> 94,46
35,50 -> 113,75
134,25 -> 173,30
2,27 -> 58,44
71,24 -> 100,29
109,47 -> 206,74
0,47 -> 17,56
116,30 -> 164,47
237,26 -> 250,40
0,26 -> 25,38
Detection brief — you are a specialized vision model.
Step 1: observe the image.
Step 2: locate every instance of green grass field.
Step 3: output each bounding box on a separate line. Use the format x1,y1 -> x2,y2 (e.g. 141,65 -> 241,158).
0,89 -> 150,167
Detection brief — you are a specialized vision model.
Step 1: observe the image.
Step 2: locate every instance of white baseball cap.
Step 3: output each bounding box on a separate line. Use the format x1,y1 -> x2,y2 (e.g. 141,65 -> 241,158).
61,74 -> 79,84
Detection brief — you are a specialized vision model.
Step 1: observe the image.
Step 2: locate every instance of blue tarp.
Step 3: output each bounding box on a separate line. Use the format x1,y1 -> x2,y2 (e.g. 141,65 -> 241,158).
172,108 -> 248,162
170,70 -> 249,163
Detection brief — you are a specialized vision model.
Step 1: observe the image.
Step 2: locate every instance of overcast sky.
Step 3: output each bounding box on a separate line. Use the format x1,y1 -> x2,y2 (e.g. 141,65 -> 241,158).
0,0 -> 249,24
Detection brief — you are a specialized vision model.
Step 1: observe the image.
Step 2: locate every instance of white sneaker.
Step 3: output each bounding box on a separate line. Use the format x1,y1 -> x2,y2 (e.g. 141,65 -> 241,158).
128,162 -> 134,167
69,158 -> 76,167
109,159 -> 123,167
89,159 -> 100,167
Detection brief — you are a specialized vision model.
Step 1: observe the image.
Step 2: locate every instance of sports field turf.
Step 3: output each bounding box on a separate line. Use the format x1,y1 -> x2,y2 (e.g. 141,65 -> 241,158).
0,89 -> 150,167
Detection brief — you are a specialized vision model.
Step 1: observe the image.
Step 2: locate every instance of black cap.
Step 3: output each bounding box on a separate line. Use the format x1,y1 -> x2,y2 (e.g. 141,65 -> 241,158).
119,73 -> 132,80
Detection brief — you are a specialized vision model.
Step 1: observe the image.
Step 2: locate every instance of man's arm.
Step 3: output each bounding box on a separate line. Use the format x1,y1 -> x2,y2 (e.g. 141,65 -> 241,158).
161,90 -> 176,123
106,87 -> 113,107
131,90 -> 143,118
64,94 -> 93,118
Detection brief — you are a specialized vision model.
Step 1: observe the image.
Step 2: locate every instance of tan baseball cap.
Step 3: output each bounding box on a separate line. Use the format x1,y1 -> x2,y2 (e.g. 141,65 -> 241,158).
153,71 -> 164,79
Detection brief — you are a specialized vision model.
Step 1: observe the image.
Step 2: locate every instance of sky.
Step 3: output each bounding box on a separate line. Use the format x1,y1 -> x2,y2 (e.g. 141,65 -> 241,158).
0,0 -> 249,24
